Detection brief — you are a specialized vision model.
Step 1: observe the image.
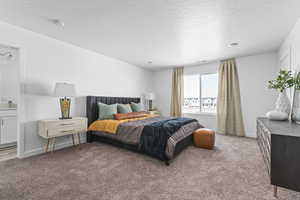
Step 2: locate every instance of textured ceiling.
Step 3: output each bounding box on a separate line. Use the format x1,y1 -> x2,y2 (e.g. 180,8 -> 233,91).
0,0 -> 299,69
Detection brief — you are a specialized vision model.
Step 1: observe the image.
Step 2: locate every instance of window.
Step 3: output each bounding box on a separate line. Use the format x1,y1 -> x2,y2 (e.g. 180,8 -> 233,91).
183,73 -> 218,114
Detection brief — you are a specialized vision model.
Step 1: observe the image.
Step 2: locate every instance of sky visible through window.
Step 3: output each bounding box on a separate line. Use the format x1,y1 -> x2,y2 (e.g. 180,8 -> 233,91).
184,75 -> 200,98
183,73 -> 218,113
184,74 -> 218,98
201,74 -> 218,98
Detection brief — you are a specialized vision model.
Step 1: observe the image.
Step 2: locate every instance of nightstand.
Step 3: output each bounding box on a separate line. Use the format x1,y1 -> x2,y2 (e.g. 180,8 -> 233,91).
149,110 -> 160,116
38,117 -> 87,153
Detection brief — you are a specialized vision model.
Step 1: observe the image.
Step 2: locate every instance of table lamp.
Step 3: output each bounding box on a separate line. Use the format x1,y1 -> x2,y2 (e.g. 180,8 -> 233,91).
145,93 -> 155,111
54,82 -> 76,119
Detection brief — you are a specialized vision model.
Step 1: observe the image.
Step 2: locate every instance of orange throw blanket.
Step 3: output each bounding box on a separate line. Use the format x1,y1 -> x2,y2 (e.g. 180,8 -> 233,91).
88,115 -> 157,134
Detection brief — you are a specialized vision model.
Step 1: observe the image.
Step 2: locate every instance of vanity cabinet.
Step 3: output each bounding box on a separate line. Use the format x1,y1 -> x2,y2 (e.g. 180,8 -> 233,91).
0,116 -> 17,144
0,109 -> 17,145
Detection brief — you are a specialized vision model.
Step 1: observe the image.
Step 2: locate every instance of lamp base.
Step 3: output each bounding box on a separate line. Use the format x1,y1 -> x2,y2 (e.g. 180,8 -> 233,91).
59,97 -> 71,119
149,100 -> 153,111
59,117 -> 72,120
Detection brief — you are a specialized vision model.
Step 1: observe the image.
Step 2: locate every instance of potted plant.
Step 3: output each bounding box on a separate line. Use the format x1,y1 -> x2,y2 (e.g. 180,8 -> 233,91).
268,69 -> 294,114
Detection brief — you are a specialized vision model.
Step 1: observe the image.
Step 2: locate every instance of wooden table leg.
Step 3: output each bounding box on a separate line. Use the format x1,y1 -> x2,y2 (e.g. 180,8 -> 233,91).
77,133 -> 80,144
45,138 -> 50,153
72,134 -> 75,145
274,186 -> 278,198
52,137 -> 56,152
48,138 -> 52,153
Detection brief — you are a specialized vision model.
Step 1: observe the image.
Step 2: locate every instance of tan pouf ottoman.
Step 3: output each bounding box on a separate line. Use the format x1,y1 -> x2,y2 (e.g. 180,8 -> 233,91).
193,128 -> 215,150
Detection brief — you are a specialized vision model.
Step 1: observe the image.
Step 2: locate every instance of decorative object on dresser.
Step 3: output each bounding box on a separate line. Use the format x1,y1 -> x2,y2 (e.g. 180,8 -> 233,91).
267,70 -> 294,119
265,110 -> 288,121
38,117 -> 87,153
145,93 -> 155,111
257,117 -> 300,198
291,71 -> 300,123
54,82 -> 76,119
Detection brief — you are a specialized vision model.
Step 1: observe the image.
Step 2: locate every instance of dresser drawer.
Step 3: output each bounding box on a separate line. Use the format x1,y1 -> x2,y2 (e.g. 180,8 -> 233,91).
47,126 -> 86,137
257,119 -> 271,175
45,119 -> 86,130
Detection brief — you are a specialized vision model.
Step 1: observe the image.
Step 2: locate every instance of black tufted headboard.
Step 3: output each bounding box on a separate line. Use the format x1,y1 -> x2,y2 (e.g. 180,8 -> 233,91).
86,96 -> 140,126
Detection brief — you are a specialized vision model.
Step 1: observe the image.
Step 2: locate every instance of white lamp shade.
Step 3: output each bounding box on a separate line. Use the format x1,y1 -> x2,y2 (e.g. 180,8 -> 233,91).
54,83 -> 76,97
145,93 -> 155,100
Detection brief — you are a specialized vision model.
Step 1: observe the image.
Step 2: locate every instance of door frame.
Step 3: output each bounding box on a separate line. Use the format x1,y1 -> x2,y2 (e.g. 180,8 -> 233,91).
0,42 -> 25,158
17,46 -> 26,158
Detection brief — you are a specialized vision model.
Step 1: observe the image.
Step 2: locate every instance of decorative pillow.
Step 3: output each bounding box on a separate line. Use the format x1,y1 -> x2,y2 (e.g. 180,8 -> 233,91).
114,111 -> 148,120
117,104 -> 133,113
98,103 -> 117,120
130,102 -> 143,112
266,110 -> 288,121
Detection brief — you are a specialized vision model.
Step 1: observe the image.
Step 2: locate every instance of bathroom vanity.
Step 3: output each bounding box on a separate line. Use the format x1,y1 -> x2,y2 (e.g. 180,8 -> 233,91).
0,104 -> 17,146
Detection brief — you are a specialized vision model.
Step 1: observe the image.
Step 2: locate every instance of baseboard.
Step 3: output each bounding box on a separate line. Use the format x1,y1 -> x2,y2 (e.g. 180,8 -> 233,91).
245,132 -> 257,138
19,136 -> 86,159
217,132 -> 257,138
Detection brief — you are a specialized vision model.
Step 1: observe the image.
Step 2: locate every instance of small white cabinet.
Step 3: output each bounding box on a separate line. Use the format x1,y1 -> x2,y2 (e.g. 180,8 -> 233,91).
0,109 -> 17,145
0,116 -> 17,144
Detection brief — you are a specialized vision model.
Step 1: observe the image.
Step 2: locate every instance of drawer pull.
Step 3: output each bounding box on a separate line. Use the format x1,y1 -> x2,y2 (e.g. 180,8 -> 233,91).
60,123 -> 74,126
61,129 -> 75,133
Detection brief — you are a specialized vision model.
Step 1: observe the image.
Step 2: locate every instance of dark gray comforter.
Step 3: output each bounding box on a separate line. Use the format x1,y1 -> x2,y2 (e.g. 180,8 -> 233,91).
93,117 -> 202,159
139,117 -> 199,161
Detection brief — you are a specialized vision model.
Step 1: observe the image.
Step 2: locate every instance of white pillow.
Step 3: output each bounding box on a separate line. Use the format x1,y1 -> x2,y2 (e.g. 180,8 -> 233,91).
266,111 -> 288,121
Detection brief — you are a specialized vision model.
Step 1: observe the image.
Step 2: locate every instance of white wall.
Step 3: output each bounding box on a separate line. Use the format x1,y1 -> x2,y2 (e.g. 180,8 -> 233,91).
279,18 -> 300,73
237,53 -> 278,137
0,21 -> 153,157
153,69 -> 172,116
279,18 -> 300,121
153,52 -> 278,138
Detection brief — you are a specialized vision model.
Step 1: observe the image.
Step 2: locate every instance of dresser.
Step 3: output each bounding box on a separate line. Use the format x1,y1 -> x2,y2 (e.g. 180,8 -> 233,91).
149,109 -> 160,116
257,117 -> 300,197
38,117 -> 87,152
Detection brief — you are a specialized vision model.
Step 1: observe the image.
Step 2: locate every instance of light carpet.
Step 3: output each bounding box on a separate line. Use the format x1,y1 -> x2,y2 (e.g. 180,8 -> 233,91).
0,134 -> 299,200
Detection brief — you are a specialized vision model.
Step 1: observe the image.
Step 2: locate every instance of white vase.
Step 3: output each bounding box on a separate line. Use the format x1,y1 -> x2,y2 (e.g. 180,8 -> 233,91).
292,91 -> 300,123
275,90 -> 291,114
294,108 -> 300,124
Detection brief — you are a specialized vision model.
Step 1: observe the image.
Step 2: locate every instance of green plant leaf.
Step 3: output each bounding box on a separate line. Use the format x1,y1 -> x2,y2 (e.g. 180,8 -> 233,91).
268,69 -> 294,92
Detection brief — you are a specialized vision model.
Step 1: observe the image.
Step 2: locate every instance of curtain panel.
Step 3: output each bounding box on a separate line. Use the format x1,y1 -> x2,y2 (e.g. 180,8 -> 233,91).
217,59 -> 245,136
170,67 -> 184,117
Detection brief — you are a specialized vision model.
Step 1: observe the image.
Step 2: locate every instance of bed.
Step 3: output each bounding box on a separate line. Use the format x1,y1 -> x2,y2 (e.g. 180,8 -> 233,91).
86,96 -> 202,165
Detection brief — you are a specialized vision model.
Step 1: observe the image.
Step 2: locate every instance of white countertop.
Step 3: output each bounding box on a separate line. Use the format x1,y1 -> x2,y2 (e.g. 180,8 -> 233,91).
0,103 -> 17,111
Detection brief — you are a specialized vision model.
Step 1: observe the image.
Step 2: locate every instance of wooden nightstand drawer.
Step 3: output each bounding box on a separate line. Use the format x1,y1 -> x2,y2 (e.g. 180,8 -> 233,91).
47,126 -> 86,137
38,117 -> 87,139
149,110 -> 160,115
44,119 -> 86,130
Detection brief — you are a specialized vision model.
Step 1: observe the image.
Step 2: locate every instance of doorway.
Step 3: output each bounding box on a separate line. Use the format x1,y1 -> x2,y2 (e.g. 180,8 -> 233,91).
0,44 -> 19,161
